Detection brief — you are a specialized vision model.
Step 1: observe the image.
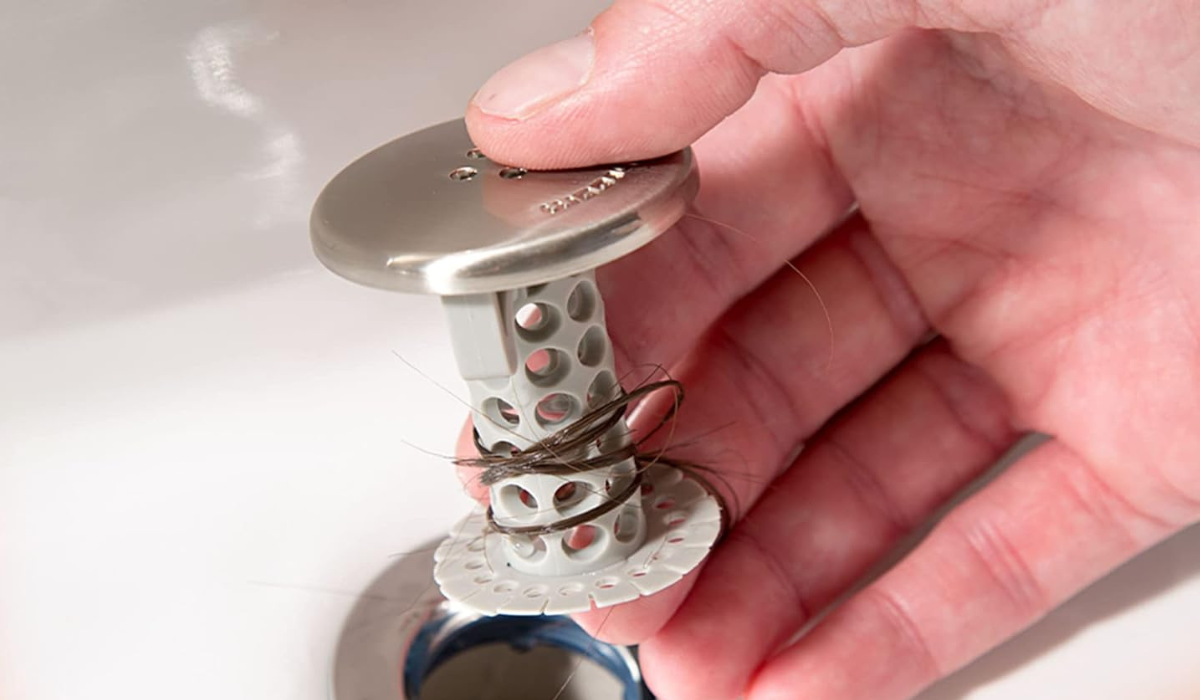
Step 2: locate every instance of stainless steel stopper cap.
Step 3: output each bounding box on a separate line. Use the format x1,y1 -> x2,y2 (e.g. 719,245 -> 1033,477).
310,119 -> 698,295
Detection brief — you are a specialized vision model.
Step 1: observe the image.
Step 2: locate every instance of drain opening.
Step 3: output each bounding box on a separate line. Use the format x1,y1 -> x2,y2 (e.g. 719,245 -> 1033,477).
405,615 -> 646,700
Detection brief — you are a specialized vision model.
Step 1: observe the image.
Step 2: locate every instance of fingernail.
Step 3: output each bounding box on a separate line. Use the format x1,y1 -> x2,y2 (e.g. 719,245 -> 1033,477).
472,30 -> 595,120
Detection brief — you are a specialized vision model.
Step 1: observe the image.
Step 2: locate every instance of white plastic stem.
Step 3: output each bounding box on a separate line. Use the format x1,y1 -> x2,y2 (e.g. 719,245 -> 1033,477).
441,272 -> 646,577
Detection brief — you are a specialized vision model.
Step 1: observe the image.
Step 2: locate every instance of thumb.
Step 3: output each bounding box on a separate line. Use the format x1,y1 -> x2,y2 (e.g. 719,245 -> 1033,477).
464,0 -> 948,169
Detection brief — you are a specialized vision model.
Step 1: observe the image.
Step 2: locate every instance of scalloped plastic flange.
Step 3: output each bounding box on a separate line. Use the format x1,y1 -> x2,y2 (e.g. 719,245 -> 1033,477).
434,464 -> 722,615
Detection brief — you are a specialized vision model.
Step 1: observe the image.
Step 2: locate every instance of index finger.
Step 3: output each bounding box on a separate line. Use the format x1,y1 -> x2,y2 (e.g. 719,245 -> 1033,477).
464,0 -> 995,169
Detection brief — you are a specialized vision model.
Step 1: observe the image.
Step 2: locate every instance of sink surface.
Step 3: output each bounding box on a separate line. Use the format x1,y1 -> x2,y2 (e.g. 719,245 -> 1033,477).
2,1 -> 1197,698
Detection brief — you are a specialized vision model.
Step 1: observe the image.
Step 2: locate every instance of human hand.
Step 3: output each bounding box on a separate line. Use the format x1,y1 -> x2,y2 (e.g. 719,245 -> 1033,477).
461,2 -> 1200,698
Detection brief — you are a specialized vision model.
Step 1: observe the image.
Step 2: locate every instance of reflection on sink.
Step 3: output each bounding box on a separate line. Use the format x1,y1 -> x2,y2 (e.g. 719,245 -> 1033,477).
2,1 -> 1198,700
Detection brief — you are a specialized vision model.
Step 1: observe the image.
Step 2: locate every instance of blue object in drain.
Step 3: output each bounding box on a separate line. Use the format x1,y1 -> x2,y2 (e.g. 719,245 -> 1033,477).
404,613 -> 652,699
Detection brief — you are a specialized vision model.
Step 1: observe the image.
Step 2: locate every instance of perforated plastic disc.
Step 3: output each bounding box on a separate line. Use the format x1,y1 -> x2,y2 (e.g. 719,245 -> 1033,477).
434,464 -> 722,616
310,119 -> 698,295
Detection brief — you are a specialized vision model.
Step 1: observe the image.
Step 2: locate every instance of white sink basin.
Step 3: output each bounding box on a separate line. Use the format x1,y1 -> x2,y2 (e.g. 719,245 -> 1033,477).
2,1 -> 1196,698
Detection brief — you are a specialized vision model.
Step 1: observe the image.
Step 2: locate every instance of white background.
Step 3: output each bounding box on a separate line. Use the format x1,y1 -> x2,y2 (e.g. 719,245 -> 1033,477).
2,1 -> 1197,698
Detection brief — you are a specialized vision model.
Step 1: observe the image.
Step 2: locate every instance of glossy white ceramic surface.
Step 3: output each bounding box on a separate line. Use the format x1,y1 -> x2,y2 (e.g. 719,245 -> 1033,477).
2,2 -> 1197,699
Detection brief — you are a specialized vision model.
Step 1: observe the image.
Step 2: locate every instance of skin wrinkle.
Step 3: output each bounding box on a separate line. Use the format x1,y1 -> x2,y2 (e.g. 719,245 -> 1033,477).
699,346 -> 1017,699
710,19 -> 774,84
707,321 -> 805,454
855,0 -> 888,39
673,213 -> 749,306
834,45 -> 912,172
800,2 -> 853,51
825,47 -> 887,184
825,437 -> 922,538
724,524 -> 813,626
695,219 -> 934,460
960,250 -> 1150,423
909,353 -> 1015,454
785,1 -> 854,67
822,347 -> 1016,540
1015,4 -> 1200,146
993,0 -> 1069,34
1093,254 -> 1167,329
682,216 -> 938,494
636,0 -> 699,30
861,37 -> 1059,181
847,35 -> 1090,199
886,232 -> 1018,326
632,0 -> 766,103
950,514 -> 1051,621
953,162 -> 1083,229
688,76 -> 856,249
592,85 -> 864,374
950,288 -> 1073,415
940,44 -> 1111,187
900,168 -> 1061,212
812,221 -> 924,357
945,34 -> 1048,123
901,204 -> 1126,358
640,213 -> 939,508
723,0 -> 843,75
595,216 -> 761,373
1048,441 -> 1177,545
858,585 -> 945,680
842,225 -> 930,341
598,271 -> 686,371
945,183 -> 1132,307
782,78 -> 846,201
936,0 -> 1017,34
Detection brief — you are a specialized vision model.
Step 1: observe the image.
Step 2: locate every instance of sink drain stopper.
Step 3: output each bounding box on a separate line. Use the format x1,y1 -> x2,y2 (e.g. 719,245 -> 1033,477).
311,119 -> 721,616
331,542 -> 652,700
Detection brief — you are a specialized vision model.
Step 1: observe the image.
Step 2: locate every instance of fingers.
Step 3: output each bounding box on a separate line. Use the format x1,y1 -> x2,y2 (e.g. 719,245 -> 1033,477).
456,76 -> 853,503
464,0 -> 920,168
454,420 -> 488,502
597,73 -> 852,377
572,215 -> 933,643
637,343 -> 1018,700
746,440 -> 1181,700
